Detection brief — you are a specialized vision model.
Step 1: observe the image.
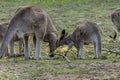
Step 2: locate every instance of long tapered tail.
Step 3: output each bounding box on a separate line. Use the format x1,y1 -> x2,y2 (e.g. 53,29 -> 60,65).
96,33 -> 102,57
98,35 -> 102,56
0,26 -> 16,58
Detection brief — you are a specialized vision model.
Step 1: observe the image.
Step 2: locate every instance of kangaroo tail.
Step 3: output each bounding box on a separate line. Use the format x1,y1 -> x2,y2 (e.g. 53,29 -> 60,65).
96,33 -> 102,57
98,34 -> 102,54
0,26 -> 16,58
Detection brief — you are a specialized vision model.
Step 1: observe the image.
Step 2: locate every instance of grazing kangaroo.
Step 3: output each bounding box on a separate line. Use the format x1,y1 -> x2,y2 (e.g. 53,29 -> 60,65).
57,21 -> 107,59
0,22 -> 23,57
0,6 -> 58,60
111,8 -> 120,40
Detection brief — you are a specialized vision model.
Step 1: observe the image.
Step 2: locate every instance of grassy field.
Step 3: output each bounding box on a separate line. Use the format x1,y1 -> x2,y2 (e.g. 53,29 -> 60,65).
0,0 -> 120,80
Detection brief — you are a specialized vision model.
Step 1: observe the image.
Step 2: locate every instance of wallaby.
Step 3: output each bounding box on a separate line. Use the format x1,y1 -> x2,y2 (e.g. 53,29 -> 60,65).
57,21 -> 107,59
0,22 -> 23,57
0,6 -> 58,60
110,8 -> 120,40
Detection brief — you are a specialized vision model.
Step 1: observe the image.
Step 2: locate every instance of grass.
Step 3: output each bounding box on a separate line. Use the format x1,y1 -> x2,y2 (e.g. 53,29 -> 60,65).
0,0 -> 120,80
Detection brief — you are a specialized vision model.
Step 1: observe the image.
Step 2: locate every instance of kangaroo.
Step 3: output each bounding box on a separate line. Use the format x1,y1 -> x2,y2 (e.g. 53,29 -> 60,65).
0,22 -> 9,56
57,21 -> 107,59
0,22 -> 23,57
110,8 -> 120,40
0,6 -> 58,60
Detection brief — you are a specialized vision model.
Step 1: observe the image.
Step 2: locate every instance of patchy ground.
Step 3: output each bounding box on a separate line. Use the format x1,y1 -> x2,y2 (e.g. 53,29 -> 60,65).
0,0 -> 120,80
0,57 -> 120,80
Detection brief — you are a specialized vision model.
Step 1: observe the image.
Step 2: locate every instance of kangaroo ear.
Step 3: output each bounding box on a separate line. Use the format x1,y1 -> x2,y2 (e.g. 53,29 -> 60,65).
60,29 -> 66,41
62,29 -> 68,36
62,29 -> 66,35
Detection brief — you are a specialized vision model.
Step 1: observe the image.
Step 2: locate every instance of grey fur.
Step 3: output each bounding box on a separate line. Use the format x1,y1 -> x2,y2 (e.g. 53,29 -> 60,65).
0,6 -> 58,60
111,8 -> 120,40
57,21 -> 106,59
0,22 -> 23,57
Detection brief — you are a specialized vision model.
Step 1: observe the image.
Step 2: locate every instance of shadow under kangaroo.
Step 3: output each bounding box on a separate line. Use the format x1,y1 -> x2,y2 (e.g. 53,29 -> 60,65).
0,6 -> 58,60
57,21 -> 107,59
